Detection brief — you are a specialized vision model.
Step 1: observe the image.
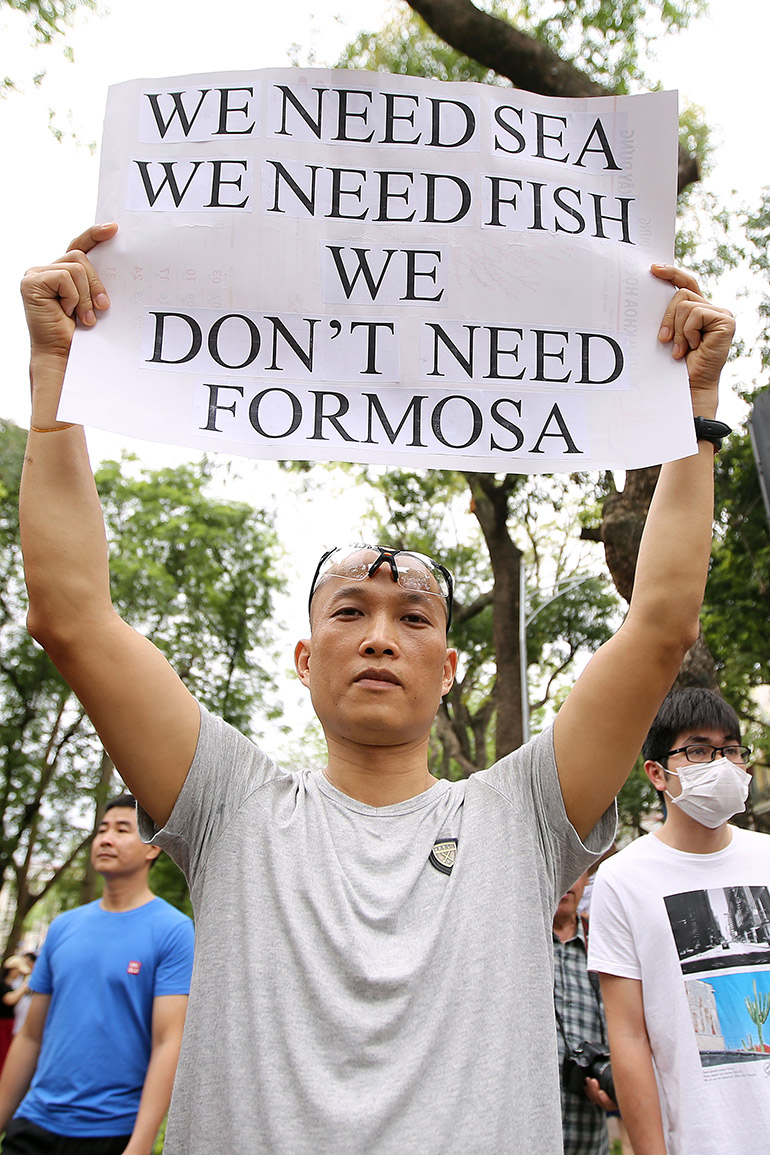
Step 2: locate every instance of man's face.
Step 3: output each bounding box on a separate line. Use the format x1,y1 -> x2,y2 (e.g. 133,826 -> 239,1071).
648,724 -> 746,798
296,560 -> 457,748
555,871 -> 589,924
90,806 -> 158,877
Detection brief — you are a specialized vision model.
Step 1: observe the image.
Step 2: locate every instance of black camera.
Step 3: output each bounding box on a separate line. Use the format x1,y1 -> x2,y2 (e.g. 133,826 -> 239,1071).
562,1041 -> 616,1103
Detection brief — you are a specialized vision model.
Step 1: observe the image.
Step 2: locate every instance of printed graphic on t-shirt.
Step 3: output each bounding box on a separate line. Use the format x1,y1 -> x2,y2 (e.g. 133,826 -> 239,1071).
665,887 -> 770,1072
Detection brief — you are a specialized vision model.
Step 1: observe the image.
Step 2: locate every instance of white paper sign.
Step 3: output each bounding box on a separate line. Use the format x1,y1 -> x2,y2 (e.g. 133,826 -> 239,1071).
59,68 -> 695,472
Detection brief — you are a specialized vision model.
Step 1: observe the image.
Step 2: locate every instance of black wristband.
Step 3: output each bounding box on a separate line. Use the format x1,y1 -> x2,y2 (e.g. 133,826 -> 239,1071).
694,416 -> 732,452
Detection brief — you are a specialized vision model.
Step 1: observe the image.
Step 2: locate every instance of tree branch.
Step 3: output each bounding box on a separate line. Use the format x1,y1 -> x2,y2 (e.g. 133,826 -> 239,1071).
26,831 -> 92,911
452,589 -> 494,624
529,646 -> 579,711
404,0 -> 700,193
407,0 -> 603,96
435,703 -> 483,776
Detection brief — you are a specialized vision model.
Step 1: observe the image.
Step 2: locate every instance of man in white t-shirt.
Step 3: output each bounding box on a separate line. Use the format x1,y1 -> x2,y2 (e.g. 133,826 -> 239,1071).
588,687 -> 770,1155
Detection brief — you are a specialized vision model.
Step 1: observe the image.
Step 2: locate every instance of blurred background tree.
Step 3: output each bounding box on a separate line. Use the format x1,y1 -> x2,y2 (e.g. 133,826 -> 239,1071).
0,420 -> 283,951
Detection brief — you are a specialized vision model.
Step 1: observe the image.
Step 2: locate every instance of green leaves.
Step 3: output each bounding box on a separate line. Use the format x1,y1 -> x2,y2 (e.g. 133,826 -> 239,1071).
3,0 -> 95,48
516,0 -> 706,93
337,6 -> 506,84
0,426 -> 284,943
95,455 -> 284,731
702,427 -> 770,735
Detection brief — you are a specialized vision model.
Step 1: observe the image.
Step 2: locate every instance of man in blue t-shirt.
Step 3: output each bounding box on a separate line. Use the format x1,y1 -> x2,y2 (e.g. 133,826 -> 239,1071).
0,795 -> 194,1155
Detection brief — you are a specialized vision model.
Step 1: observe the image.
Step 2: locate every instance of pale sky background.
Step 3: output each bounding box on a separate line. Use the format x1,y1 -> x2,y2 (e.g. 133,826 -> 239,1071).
0,0 -> 767,748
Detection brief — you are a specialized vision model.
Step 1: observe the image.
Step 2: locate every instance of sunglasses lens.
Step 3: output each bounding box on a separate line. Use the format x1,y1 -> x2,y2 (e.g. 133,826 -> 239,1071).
323,549 -> 376,581
388,558 -> 444,596
311,544 -> 452,622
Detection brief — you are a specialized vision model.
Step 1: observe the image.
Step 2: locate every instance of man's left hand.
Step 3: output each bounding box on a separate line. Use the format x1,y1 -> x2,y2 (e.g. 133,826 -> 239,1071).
584,1075 -> 617,1112
652,265 -> 735,419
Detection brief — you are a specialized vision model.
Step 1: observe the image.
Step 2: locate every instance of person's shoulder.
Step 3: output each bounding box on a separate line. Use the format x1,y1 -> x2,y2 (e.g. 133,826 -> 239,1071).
50,898 -> 102,927
179,702 -> 286,797
730,825 -> 770,853
476,723 -> 556,783
145,896 -> 193,927
142,899 -> 194,967
37,899 -> 101,951
597,832 -> 661,876
199,701 -> 272,760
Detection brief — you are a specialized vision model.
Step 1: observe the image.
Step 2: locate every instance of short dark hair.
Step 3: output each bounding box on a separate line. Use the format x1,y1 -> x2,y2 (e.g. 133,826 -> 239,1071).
104,793 -> 137,813
643,688 -> 741,765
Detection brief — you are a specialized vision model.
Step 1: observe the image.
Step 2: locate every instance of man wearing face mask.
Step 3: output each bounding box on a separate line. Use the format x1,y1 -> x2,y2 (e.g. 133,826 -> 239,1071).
587,688 -> 768,1155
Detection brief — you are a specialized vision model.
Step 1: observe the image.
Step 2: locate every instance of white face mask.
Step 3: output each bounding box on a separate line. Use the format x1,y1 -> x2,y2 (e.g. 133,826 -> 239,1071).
665,757 -> 751,829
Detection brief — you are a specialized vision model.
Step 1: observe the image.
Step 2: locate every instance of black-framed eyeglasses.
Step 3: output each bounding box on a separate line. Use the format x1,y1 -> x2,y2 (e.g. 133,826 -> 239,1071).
663,744 -> 752,765
308,543 -> 454,629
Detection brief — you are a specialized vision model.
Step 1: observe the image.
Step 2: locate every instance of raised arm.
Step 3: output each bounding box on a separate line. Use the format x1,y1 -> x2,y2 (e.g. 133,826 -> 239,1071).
553,266 -> 735,839
20,226 -> 201,827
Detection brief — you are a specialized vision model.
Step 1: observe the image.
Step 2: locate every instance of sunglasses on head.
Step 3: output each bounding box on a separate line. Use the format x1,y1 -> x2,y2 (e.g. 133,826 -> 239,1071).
308,544 -> 453,629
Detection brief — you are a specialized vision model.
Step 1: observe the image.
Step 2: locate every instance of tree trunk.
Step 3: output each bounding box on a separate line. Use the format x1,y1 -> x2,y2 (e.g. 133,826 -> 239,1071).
582,466 -> 720,689
4,873 -> 31,957
3,831 -> 92,957
466,473 -> 524,758
674,631 -> 720,691
79,751 -> 117,905
435,700 -> 484,776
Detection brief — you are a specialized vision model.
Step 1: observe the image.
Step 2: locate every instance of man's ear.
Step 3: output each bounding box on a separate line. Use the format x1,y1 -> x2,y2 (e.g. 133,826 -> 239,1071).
645,759 -> 667,791
146,843 -> 162,866
295,638 -> 311,688
442,649 -> 458,696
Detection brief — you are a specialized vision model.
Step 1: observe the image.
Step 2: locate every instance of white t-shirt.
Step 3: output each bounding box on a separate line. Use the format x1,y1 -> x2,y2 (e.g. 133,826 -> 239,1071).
10,977 -> 30,1034
587,827 -> 770,1155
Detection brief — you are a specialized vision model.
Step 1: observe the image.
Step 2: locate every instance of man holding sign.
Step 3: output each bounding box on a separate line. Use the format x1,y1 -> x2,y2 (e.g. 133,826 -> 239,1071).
18,222 -> 733,1154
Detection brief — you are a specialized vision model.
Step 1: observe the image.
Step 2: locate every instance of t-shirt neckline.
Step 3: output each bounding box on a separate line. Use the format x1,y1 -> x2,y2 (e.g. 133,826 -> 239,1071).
314,771 -> 452,816
650,826 -> 740,862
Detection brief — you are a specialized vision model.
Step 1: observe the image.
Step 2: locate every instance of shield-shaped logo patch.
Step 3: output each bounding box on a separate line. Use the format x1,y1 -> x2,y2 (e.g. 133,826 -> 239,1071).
429,838 -> 458,876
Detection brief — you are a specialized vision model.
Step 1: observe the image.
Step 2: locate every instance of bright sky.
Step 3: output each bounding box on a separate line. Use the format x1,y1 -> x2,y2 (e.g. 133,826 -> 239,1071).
0,0 -> 767,749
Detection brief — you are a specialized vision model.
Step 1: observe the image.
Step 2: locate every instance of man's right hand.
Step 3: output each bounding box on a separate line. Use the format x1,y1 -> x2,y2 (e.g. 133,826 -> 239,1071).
21,223 -> 117,365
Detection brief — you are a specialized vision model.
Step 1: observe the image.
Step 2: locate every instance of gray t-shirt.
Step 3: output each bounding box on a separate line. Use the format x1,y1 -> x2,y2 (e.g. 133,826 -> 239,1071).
142,704 -> 614,1155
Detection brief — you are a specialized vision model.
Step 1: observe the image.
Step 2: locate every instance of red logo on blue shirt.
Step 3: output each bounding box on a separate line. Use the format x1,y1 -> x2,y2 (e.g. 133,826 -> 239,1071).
127,960 -> 142,975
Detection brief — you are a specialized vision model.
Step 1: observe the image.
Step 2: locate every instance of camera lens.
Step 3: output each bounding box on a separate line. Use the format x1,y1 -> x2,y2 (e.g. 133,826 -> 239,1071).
593,1058 -> 616,1104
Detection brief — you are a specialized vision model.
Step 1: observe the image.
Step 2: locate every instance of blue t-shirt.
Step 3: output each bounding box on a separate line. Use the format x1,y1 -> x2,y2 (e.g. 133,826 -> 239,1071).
19,897 -> 194,1137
